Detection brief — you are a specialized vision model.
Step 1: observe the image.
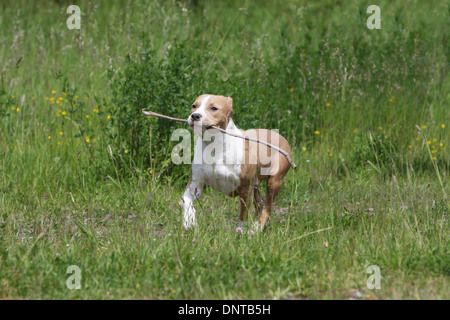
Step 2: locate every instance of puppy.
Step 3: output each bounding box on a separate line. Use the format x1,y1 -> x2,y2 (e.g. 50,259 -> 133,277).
180,94 -> 292,231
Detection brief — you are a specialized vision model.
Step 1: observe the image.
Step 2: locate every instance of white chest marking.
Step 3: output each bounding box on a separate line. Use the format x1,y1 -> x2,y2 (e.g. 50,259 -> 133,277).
191,119 -> 244,195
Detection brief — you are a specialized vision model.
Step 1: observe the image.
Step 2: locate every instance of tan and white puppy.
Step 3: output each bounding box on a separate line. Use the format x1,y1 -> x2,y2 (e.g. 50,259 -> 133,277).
181,94 -> 292,231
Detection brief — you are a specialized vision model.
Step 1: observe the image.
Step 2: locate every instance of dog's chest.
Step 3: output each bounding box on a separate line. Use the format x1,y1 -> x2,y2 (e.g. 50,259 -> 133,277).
201,163 -> 241,195
192,129 -> 244,195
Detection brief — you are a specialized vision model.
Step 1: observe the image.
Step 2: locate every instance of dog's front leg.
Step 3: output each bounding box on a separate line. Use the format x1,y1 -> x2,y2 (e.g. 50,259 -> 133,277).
180,178 -> 203,230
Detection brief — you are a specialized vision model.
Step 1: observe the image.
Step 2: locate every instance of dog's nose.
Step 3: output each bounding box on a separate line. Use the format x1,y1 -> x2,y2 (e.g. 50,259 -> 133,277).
191,113 -> 202,121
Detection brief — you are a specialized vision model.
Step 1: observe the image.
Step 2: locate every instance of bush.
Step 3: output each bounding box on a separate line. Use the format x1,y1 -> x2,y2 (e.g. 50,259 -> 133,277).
107,37 -> 213,179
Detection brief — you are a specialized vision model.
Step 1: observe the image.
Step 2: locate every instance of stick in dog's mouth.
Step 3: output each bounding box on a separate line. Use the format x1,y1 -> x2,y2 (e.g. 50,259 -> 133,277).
190,123 -> 212,129
142,109 -> 297,169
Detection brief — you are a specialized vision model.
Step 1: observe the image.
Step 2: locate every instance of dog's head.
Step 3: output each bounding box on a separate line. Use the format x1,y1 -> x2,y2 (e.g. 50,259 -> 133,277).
188,94 -> 233,132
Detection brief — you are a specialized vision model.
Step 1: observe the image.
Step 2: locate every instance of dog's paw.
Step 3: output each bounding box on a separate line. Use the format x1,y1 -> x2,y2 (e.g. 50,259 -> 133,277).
183,215 -> 197,230
183,220 -> 197,230
182,206 -> 197,230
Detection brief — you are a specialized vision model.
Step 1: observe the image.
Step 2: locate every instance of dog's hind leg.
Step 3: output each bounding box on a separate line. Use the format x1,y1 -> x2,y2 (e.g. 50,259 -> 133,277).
239,183 -> 253,226
256,175 -> 283,230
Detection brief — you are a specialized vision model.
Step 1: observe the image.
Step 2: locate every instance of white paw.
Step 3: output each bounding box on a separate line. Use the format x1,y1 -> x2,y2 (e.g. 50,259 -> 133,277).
183,206 -> 197,230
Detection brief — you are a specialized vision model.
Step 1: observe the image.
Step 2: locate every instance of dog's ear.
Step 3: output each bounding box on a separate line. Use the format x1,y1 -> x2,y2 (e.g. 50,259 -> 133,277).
226,97 -> 233,110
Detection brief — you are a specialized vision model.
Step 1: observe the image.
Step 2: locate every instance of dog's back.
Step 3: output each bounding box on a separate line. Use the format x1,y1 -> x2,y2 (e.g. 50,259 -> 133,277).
243,129 -> 292,179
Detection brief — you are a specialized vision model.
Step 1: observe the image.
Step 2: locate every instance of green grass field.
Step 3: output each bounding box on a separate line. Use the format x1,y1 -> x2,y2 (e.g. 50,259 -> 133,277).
0,0 -> 448,299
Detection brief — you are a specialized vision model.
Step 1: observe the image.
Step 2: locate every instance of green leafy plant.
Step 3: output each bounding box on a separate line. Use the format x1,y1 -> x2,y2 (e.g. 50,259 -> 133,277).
107,37 -> 210,179
0,87 -> 15,119
351,132 -> 399,176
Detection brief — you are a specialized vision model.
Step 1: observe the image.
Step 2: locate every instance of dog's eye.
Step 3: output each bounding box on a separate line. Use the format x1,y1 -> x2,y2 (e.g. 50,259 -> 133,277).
211,106 -> 218,111
192,105 -> 197,109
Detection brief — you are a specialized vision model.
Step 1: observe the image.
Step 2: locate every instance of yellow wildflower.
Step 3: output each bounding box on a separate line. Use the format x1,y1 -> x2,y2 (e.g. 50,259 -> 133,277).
314,130 -> 320,135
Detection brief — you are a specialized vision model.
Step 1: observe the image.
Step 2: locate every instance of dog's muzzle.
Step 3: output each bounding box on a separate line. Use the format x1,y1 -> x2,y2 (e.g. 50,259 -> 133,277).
191,113 -> 202,121
189,113 -> 208,131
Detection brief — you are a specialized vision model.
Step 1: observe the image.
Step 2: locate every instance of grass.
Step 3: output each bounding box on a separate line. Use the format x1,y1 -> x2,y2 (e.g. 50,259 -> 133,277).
1,171 -> 448,299
0,0 -> 449,299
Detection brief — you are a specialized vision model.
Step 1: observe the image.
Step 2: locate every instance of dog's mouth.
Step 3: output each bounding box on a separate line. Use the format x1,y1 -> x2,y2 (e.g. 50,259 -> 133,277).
189,122 -> 214,131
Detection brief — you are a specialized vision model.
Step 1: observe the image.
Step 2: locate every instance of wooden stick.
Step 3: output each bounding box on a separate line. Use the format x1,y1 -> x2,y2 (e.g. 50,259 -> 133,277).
142,109 -> 297,169
142,110 -> 188,123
